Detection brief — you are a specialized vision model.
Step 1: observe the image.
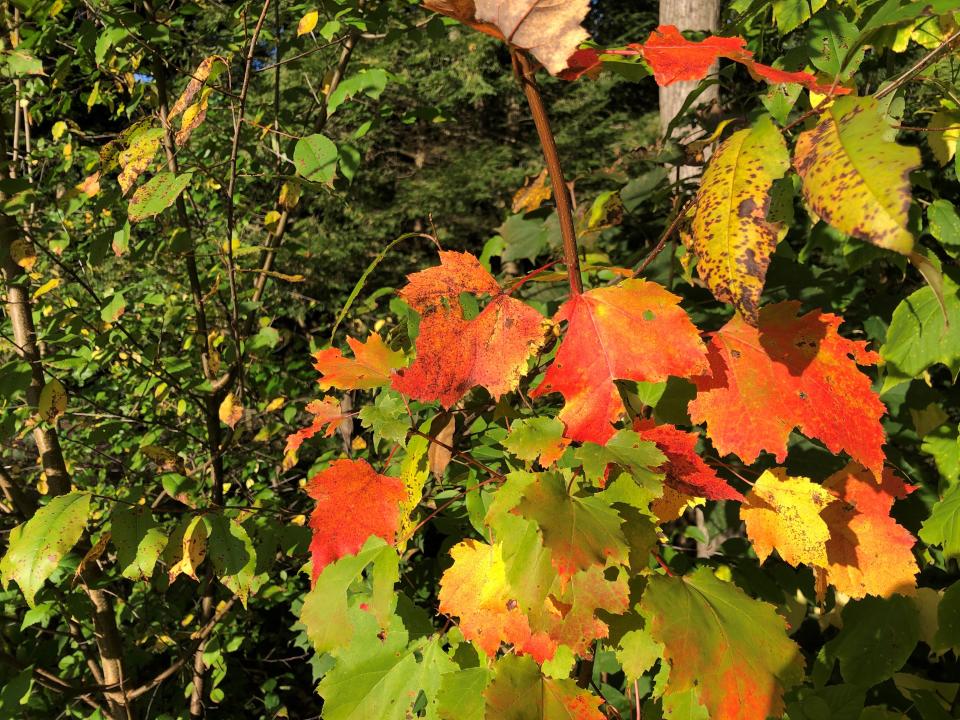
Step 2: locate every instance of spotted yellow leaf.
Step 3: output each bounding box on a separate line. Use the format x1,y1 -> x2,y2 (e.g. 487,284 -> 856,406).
692,114 -> 789,323
794,96 -> 920,254
741,468 -> 835,568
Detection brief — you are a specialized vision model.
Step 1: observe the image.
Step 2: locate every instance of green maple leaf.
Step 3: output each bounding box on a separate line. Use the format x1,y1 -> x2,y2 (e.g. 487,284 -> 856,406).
514,473 -> 629,579
640,567 -> 804,720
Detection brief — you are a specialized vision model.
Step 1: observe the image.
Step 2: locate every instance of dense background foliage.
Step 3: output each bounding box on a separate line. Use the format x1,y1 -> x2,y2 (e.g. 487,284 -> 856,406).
1,0 -> 959,718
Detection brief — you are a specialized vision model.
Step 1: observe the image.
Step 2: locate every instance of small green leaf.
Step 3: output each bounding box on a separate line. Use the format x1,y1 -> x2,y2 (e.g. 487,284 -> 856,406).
503,417 -> 569,468
881,270 -> 960,391
920,484 -> 960,560
0,492 -> 91,607
2,50 -> 44,76
128,172 -> 192,223
111,506 -> 167,580
327,69 -> 388,116
100,292 -> 126,323
206,515 -> 259,607
826,595 -> 920,687
435,667 -> 490,720
359,390 -> 409,447
293,134 -> 338,183
928,200 -> 960,256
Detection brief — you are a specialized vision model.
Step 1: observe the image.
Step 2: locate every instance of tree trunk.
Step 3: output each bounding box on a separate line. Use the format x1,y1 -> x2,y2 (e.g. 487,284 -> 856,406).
658,0 -> 721,181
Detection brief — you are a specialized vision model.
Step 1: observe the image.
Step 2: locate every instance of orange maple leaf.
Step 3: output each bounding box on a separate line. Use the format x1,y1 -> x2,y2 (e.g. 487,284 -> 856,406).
286,397 -> 350,453
688,302 -> 887,478
531,280 -> 708,444
391,251 -> 546,407
312,332 -> 405,391
818,463 -> 918,599
305,459 -> 406,581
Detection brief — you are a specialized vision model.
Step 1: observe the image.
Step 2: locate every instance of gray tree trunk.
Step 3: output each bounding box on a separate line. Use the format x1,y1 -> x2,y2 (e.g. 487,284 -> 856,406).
658,0 -> 721,181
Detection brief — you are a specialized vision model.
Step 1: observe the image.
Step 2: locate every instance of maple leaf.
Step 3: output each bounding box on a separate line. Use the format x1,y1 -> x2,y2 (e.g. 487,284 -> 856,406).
560,26 -> 851,97
688,301 -> 887,478
391,251 -> 546,407
818,463 -> 918,599
640,568 -> 805,720
692,114 -> 790,323
531,279 -> 708,444
793,96 -> 920,254
504,417 -> 571,468
514,473 -> 629,580
484,654 -> 604,719
741,468 -> 835,568
305,459 -> 406,581
312,332 -> 406,391
285,397 -> 350,453
533,565 -> 630,656
422,0 -> 591,76
633,420 -> 742,501
438,540 -> 557,662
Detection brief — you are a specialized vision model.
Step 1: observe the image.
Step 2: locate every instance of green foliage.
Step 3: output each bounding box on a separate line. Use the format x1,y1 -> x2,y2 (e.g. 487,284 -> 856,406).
2,0 -> 960,718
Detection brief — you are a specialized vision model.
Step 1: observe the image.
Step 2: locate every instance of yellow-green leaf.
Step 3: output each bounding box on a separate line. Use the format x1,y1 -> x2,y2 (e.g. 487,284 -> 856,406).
793,95 -> 920,254
692,114 -> 789,323
38,378 -> 67,423
117,126 -> 163,195
928,109 -> 960,166
0,493 -> 90,607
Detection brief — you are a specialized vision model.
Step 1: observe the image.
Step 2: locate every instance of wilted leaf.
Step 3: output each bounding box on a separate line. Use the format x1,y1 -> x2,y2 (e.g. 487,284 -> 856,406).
689,302 -> 887,478
218,392 -> 243,429
692,114 -> 789,323
117,127 -> 163,195
793,96 -> 920,254
176,87 -> 212,146
38,378 -> 67,423
168,56 -> 227,121
423,0 -> 591,76
305,459 -> 406,580
512,168 -> 552,214
641,568 -> 805,720
531,279 -> 708,444
165,515 -> 208,582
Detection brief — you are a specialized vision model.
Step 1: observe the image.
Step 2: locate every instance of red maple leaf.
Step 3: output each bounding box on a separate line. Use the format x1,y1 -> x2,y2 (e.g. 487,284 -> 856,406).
531,279 -> 708,444
286,397 -> 350,453
391,251 -> 546,407
560,25 -> 850,97
818,463 -> 918,599
688,302 -> 887,478
305,459 -> 406,581
634,419 -> 743,501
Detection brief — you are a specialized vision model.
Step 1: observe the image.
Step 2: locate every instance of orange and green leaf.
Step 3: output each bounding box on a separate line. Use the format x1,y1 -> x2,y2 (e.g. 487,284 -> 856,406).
305,459 -> 406,580
312,333 -> 406,391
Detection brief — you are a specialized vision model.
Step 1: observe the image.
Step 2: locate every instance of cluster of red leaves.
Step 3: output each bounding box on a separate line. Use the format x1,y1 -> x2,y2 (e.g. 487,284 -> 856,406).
561,25 -> 851,97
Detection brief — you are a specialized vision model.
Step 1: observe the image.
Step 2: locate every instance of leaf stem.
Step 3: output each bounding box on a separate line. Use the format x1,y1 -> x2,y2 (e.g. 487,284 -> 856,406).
513,51 -> 583,296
